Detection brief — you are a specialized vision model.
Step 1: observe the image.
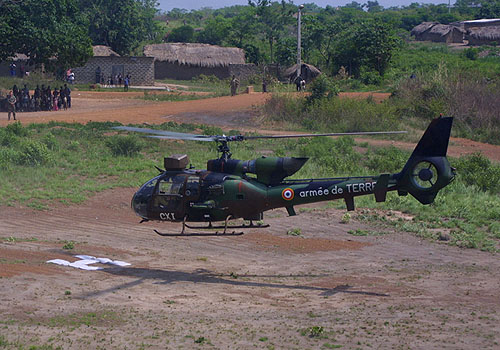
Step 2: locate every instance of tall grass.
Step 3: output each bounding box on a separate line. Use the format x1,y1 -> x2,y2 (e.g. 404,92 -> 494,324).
391,65 -> 500,143
263,93 -> 402,133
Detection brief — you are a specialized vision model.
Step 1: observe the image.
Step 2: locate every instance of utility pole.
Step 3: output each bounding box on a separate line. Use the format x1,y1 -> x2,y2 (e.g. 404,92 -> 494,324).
297,4 -> 304,79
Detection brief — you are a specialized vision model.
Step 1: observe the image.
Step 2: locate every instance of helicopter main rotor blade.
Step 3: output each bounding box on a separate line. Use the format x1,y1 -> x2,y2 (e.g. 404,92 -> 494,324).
147,135 -> 216,142
113,126 -> 208,140
243,131 -> 407,140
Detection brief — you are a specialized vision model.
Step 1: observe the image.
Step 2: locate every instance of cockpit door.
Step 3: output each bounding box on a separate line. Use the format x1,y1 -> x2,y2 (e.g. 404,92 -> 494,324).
152,175 -> 186,221
184,176 -> 200,202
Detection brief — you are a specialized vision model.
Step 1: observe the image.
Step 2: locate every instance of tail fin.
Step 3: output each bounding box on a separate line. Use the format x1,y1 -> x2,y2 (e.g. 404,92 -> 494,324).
396,116 -> 455,204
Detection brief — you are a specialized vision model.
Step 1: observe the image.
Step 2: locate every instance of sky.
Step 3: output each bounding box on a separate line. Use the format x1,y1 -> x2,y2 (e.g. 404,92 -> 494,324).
157,0 -> 455,12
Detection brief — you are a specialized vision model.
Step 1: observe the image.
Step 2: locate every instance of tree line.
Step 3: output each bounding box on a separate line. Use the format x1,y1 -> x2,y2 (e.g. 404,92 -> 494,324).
1,0 -> 499,77
0,0 -> 160,70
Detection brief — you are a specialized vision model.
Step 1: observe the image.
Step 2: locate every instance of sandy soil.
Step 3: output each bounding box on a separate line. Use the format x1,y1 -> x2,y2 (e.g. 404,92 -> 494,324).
1,91 -> 499,349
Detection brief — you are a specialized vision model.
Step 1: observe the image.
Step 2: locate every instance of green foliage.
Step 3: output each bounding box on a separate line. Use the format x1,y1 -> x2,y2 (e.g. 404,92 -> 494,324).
264,93 -> 400,135
62,241 -> 75,250
332,19 -> 402,77
80,0 -> 159,55
306,75 -> 339,105
106,135 -> 143,157
453,153 -> 500,194
464,47 -> 479,60
196,16 -> 231,45
287,228 -> 302,236
16,140 -> 52,166
0,0 -> 92,68
167,25 -> 195,43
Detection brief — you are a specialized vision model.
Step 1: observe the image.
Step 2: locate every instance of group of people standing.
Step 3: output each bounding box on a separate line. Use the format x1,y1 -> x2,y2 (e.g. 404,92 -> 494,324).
5,83 -> 72,121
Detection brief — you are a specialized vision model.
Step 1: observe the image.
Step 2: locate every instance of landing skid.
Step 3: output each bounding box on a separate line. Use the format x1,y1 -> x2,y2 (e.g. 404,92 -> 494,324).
153,216 -> 267,237
154,230 -> 244,237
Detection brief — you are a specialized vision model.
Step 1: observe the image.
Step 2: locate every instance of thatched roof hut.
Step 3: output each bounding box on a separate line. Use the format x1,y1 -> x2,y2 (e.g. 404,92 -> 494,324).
143,43 -> 245,67
283,63 -> 321,82
410,22 -> 438,39
92,45 -> 120,57
466,26 -> 500,45
411,22 -> 464,43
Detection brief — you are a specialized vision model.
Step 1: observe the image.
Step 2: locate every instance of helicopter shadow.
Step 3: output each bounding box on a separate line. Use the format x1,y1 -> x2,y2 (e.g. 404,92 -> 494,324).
78,266 -> 389,299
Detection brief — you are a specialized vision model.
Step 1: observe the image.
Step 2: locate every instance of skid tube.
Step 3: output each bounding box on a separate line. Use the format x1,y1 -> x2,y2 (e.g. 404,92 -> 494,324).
154,215 -> 247,237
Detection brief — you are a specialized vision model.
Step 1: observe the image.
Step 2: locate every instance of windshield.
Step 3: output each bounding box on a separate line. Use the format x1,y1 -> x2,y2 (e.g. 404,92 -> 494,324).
132,175 -> 160,218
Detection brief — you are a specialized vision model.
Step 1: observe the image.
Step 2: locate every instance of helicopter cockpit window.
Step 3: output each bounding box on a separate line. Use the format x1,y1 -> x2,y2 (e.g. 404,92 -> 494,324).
158,175 -> 185,196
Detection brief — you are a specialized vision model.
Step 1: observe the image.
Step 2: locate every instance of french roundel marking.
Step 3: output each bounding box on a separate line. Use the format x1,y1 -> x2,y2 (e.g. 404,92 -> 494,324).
282,188 -> 294,201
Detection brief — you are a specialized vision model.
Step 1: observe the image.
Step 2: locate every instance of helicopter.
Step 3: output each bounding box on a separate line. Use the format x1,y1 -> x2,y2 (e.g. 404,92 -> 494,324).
114,116 -> 455,236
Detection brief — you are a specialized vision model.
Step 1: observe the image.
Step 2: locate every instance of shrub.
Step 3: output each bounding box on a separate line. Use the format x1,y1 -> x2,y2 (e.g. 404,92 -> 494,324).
306,75 -> 339,105
16,139 -> 52,166
5,121 -> 29,136
42,132 -> 59,150
0,148 -> 19,169
464,48 -> 479,60
453,153 -> 500,194
106,135 -> 143,156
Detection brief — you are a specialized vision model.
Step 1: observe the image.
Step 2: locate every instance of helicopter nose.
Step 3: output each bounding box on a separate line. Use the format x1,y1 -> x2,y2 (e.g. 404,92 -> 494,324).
131,190 -> 148,219
131,177 -> 158,219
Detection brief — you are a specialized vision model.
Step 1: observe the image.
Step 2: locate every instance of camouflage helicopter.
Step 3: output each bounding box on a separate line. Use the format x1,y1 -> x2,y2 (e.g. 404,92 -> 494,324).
114,116 -> 454,236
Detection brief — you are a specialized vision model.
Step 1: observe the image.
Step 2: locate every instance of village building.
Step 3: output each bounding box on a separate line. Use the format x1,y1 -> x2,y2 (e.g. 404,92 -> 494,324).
461,19 -> 500,46
71,45 -> 155,85
411,22 -> 465,43
143,43 -> 257,80
283,63 -> 321,83
466,26 -> 500,45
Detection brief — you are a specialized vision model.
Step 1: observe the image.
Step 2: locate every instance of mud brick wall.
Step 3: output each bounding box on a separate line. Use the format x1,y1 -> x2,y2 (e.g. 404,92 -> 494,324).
154,62 -> 258,80
228,64 -> 258,80
72,57 -> 155,86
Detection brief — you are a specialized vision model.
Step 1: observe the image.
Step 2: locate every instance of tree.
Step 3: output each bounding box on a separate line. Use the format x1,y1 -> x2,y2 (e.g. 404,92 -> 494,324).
79,0 -> 160,56
227,6 -> 258,47
166,25 -> 195,43
331,20 -> 401,77
0,0 -> 92,69
365,1 -> 383,13
248,0 -> 294,63
197,16 -> 232,45
478,0 -> 500,18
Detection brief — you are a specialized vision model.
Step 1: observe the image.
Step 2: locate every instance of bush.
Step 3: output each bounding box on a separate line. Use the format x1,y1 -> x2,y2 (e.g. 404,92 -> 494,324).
16,139 -> 52,166
453,153 -> 500,194
360,67 -> 382,86
5,121 -> 29,137
306,75 -> 339,105
0,148 -> 19,168
106,135 -> 143,156
42,132 -> 59,150
464,48 -> 479,60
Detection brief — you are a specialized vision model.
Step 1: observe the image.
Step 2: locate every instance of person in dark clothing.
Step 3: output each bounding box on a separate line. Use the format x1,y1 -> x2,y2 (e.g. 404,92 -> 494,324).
6,91 -> 16,120
59,86 -> 66,110
46,86 -> 52,111
64,84 -> 71,108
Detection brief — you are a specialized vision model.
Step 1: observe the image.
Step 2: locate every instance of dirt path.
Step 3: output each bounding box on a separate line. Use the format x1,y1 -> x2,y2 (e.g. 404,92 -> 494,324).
1,91 -> 498,162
